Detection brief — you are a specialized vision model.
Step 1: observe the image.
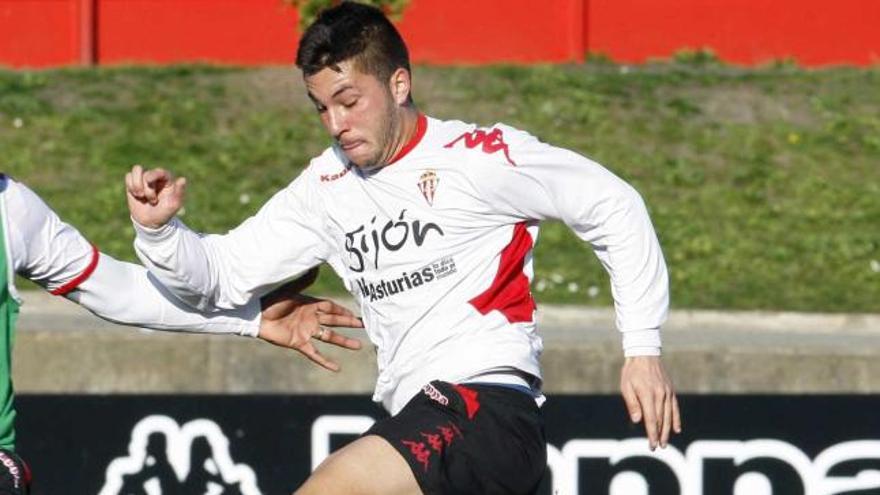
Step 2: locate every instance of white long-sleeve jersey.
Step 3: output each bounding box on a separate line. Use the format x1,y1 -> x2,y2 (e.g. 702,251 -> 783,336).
134,115 -> 669,414
0,175 -> 260,335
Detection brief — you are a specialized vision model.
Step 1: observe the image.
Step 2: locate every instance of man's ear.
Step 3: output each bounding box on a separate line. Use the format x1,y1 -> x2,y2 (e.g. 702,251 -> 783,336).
388,68 -> 412,106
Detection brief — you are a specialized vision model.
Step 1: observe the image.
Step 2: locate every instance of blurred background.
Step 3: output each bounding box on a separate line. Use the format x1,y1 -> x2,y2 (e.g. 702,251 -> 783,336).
1,1 -> 879,493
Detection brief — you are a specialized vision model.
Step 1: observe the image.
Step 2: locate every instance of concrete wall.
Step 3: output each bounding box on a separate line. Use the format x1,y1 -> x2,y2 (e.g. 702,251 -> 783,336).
13,291 -> 880,395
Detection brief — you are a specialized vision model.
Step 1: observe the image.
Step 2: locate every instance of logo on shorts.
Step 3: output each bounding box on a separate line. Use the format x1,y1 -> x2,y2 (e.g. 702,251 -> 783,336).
0,450 -> 23,489
401,422 -> 463,472
99,415 -> 261,495
417,170 -> 439,206
422,383 -> 449,406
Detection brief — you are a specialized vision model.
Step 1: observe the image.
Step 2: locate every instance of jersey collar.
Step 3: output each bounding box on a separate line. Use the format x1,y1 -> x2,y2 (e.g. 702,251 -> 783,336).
388,113 -> 427,165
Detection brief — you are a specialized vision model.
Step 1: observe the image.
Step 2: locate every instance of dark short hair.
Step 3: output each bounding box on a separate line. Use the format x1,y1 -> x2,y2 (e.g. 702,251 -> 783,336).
295,1 -> 410,84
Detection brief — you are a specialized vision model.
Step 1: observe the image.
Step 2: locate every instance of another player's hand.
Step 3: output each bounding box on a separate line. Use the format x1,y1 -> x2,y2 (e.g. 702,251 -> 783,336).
620,355 -> 682,450
258,271 -> 364,372
125,164 -> 187,229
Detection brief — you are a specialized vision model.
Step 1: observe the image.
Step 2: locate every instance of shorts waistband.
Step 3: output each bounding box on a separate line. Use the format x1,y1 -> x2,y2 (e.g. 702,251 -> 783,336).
469,382 -> 535,396
460,370 -> 533,390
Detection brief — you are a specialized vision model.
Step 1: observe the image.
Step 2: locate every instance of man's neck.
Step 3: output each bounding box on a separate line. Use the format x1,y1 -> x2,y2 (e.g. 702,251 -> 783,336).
384,107 -> 420,166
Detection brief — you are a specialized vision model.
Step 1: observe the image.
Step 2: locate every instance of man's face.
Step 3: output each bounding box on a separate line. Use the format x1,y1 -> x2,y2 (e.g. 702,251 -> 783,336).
305,60 -> 399,169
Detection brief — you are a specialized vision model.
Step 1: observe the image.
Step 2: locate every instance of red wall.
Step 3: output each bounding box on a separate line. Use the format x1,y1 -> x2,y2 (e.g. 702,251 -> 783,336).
97,0 -> 299,65
588,0 -> 880,66
1,0 -> 878,69
0,0 -> 89,68
398,0 -> 584,64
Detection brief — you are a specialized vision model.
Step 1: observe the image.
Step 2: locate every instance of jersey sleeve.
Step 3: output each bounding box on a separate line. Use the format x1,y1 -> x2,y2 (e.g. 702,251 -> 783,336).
467,125 -> 669,355
4,177 -> 98,295
68,253 -> 260,336
133,167 -> 333,311
4,177 -> 260,335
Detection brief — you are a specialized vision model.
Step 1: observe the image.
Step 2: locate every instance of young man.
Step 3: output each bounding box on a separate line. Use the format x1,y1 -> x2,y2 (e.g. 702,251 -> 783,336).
126,3 -> 681,494
0,174 -> 363,494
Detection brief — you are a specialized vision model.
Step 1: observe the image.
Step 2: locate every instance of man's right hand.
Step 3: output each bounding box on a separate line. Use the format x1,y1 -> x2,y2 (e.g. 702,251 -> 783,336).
125,164 -> 187,229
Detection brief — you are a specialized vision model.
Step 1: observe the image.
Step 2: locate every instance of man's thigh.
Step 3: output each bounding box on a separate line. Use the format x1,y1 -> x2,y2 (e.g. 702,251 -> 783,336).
294,434 -> 421,495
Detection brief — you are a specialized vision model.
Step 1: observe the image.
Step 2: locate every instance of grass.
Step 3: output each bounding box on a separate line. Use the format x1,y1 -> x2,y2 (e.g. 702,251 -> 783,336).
1,63 -> 878,312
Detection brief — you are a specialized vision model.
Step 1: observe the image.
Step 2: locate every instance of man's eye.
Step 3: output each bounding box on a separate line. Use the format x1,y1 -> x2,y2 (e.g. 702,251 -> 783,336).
343,99 -> 358,108
315,104 -> 327,113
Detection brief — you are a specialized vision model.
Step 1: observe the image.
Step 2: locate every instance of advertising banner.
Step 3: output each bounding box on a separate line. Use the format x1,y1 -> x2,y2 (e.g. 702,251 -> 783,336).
16,395 -> 880,494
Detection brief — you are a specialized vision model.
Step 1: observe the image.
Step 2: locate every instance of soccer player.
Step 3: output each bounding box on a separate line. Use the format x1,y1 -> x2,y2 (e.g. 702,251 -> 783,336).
126,3 -> 681,494
0,174 -> 363,494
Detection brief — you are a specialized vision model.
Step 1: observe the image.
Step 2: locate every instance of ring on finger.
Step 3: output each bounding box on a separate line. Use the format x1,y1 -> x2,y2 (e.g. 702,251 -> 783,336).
314,326 -> 328,340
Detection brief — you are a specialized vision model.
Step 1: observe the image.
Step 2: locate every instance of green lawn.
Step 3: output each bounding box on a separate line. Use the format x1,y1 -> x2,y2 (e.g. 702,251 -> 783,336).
1,64 -> 878,312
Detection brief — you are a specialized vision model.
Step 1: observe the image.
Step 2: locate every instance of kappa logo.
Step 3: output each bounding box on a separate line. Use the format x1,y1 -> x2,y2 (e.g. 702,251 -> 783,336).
320,167 -> 349,183
444,127 -> 517,166
311,415 -> 880,494
99,415 -> 261,495
417,170 -> 439,206
422,383 -> 449,406
547,438 -> 880,494
0,450 -> 24,490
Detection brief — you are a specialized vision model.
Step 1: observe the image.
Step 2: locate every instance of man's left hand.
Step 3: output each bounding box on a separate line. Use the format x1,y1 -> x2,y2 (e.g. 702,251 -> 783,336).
620,355 -> 682,450
258,269 -> 364,372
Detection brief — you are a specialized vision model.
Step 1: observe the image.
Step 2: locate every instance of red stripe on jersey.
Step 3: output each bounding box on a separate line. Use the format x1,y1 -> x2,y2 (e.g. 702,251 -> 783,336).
468,222 -> 536,323
453,384 -> 481,420
50,244 -> 99,296
388,113 -> 427,164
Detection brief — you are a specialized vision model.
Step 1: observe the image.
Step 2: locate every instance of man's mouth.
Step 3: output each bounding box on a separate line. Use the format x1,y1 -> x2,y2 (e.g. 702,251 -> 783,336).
340,140 -> 364,152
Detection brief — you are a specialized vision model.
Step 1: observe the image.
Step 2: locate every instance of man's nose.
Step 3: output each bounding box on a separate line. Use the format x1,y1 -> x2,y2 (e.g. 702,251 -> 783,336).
327,108 -> 347,138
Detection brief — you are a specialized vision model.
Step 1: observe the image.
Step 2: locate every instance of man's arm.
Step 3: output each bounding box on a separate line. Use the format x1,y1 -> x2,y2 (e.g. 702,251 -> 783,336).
126,165 -> 331,311
466,125 -> 681,448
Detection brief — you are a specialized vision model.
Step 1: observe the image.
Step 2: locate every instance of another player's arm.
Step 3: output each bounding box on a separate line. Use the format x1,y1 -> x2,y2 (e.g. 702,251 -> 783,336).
466,126 -> 681,449
72,258 -> 361,371
8,178 -> 361,369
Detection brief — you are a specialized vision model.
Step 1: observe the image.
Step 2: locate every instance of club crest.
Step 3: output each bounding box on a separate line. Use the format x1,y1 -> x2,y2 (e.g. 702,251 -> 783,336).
418,170 -> 439,206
